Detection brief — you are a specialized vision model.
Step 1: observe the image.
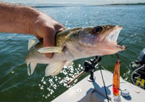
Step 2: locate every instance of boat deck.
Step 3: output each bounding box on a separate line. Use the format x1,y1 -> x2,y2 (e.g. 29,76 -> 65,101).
52,70 -> 145,102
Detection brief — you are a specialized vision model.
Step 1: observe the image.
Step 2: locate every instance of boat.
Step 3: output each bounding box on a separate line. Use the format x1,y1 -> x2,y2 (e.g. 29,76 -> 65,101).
52,70 -> 145,102
52,56 -> 145,102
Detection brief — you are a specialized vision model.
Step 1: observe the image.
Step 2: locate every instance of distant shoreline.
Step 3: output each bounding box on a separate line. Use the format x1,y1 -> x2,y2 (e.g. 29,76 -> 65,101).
31,3 -> 145,8
107,3 -> 145,5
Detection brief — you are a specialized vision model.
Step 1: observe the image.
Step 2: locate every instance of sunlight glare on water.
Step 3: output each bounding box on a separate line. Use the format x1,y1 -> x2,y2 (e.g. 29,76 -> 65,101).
38,63 -> 84,101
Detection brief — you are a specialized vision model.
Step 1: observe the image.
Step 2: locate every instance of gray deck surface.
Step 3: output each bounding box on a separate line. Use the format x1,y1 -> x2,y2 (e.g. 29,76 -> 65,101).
52,70 -> 145,102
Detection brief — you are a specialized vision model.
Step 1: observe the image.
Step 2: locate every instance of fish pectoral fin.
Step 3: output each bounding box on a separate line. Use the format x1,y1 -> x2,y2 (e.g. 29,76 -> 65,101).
37,47 -> 63,53
45,61 -> 66,76
28,39 -> 37,50
26,62 -> 37,75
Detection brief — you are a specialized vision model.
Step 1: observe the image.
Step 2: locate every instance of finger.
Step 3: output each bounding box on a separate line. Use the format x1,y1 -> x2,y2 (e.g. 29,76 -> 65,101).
55,23 -> 66,32
59,27 -> 66,32
59,24 -> 66,30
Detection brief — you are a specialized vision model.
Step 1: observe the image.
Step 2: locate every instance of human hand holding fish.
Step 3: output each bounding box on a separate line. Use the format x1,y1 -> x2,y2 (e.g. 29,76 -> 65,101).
32,13 -> 66,58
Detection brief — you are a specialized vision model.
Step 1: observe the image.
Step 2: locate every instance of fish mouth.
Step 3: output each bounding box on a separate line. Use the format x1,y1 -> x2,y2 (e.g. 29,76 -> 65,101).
107,26 -> 122,43
105,25 -> 126,51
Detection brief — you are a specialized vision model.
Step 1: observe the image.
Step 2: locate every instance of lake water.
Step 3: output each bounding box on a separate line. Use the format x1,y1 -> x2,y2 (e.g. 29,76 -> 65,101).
0,4 -> 145,102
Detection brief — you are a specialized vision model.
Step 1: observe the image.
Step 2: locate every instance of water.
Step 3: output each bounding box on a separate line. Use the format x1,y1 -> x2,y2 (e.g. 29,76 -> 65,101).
0,4 -> 145,102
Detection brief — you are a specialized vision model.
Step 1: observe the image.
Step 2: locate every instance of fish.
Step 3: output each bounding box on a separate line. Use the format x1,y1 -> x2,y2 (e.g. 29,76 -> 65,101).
113,60 -> 121,96
26,25 -> 125,76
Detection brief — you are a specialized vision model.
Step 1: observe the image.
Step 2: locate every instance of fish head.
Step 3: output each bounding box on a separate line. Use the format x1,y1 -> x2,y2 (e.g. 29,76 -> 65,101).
78,25 -> 126,56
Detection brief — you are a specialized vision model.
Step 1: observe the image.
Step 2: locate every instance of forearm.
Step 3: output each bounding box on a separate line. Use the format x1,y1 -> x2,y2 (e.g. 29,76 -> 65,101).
0,2 -> 40,34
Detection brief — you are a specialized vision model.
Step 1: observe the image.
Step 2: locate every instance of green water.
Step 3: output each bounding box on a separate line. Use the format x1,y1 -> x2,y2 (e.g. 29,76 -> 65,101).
0,5 -> 145,102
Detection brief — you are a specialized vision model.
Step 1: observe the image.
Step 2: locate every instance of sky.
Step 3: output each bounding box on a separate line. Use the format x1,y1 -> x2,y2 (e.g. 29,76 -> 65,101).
1,0 -> 145,5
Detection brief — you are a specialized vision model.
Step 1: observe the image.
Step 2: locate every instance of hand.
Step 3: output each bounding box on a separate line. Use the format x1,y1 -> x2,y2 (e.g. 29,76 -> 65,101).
33,13 -> 66,58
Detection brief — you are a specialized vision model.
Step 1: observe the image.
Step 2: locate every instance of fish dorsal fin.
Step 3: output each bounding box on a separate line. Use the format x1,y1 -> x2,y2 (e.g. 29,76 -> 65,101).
26,62 -> 37,75
28,39 -> 37,50
37,47 -> 63,53
45,61 -> 66,76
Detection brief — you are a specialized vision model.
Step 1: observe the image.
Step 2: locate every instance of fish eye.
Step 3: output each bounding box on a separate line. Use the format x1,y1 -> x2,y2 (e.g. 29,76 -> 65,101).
93,26 -> 103,33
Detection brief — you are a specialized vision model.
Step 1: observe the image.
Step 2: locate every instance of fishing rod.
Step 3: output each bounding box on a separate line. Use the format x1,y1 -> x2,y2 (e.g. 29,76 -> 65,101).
99,64 -> 110,102
116,53 -> 121,60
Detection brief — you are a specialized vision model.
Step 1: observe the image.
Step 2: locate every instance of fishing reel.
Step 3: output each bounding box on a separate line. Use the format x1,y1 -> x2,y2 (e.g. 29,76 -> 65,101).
84,56 -> 102,81
67,56 -> 102,85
